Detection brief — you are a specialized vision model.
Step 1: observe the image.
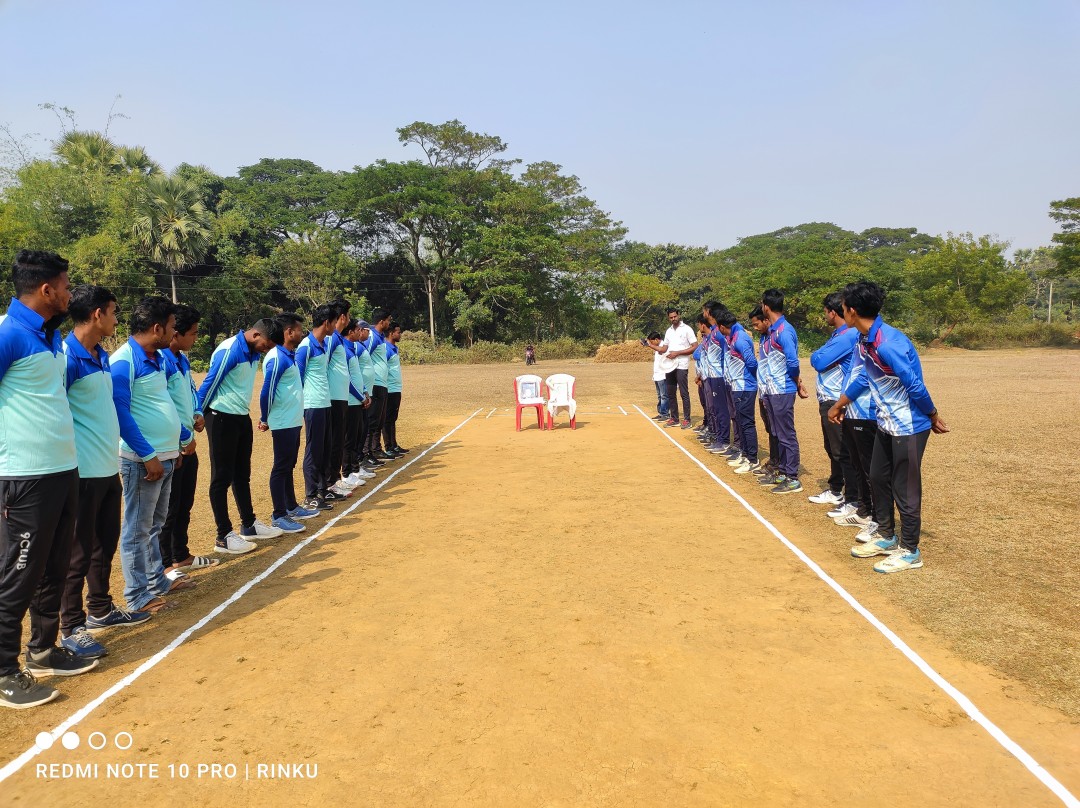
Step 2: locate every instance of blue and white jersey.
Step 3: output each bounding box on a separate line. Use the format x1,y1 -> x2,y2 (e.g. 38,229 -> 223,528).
755,333 -> 768,391
699,326 -> 725,380
260,346 -> 304,430
810,324 -> 857,403
162,348 -> 197,442
111,338 -> 183,461
724,323 -> 758,392
326,330 -> 352,402
63,332 -> 120,479
355,337 -> 375,394
366,329 -> 389,388
296,331 -> 330,410
841,344 -> 876,422
197,331 -> 258,416
386,342 -> 402,394
843,317 -> 935,437
0,299 -> 77,477
759,316 -> 799,396
346,339 -> 367,406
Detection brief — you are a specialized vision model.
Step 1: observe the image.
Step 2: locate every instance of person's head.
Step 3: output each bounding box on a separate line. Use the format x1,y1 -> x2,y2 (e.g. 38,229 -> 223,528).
749,304 -> 769,335
171,304 -> 201,351
695,314 -> 709,336
330,300 -> 351,331
761,289 -> 784,319
647,331 -> 662,345
311,304 -> 334,332
130,296 -> 176,349
68,284 -> 119,337
389,322 -> 402,343
12,249 -> 71,317
344,318 -> 361,340
274,312 -> 305,350
708,302 -> 728,326
357,320 -> 371,342
372,308 -> 392,331
666,307 -> 681,326
841,281 -> 885,326
716,308 -> 737,336
248,318 -> 276,354
822,291 -> 845,328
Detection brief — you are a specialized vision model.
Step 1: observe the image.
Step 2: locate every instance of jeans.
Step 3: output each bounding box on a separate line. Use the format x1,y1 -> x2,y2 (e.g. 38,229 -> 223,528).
160,451 -> 198,567
119,457 -> 174,611
654,380 -> 669,417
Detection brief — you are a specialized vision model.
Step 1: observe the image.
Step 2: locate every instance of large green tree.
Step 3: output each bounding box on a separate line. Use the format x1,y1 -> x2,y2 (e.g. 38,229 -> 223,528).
132,173 -> 214,303
1049,197 -> 1080,279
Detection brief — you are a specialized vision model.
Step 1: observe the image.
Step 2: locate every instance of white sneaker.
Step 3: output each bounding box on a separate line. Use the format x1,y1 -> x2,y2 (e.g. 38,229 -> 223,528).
341,475 -> 365,488
216,532 -> 257,554
835,511 -> 873,528
854,521 -> 880,543
808,489 -> 844,505
733,458 -> 754,474
345,473 -> 363,486
356,468 -> 376,479
827,502 -> 856,519
246,519 -> 283,539
726,454 -> 745,467
335,477 -> 358,490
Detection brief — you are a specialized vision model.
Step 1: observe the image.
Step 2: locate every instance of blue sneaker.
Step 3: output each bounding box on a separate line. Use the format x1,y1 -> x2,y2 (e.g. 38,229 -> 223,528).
851,533 -> 899,558
287,505 -> 319,520
85,605 -> 151,630
60,627 -> 108,659
874,547 -> 924,573
271,516 -> 306,534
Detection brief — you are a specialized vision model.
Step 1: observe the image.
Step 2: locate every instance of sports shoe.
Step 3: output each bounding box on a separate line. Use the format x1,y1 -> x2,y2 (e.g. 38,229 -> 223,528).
751,463 -> 770,477
733,458 -> 755,474
0,670 -> 59,709
86,604 -> 151,631
707,443 -> 730,454
726,453 -> 745,467
334,477 -> 358,490
60,626 -> 108,660
25,646 -> 98,677
345,472 -> 365,486
851,533 -> 899,558
854,521 -> 881,542
835,511 -> 874,528
305,497 -> 333,512
242,519 -> 283,539
664,418 -> 678,428
325,487 -> 349,501
827,502 -> 856,519
271,516 -> 306,534
216,531 -> 257,555
771,477 -> 803,494
342,475 -> 366,488
874,547 -> 923,574
653,414 -> 666,421
808,489 -> 844,506
363,456 -> 385,468
680,420 -> 692,429
288,505 -> 320,520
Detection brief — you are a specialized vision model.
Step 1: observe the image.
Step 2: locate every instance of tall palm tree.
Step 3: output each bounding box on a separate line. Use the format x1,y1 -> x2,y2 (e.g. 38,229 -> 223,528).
132,174 -> 213,302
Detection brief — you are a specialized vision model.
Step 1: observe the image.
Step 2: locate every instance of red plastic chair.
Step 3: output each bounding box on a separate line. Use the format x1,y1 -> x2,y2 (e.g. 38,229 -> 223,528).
513,374 -> 545,431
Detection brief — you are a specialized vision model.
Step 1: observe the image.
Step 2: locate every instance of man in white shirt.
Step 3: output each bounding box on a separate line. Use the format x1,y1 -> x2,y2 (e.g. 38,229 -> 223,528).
657,308 -> 699,428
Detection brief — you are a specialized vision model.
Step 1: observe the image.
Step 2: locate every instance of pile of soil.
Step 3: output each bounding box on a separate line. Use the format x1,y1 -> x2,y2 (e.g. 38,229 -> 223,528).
594,341 -> 653,363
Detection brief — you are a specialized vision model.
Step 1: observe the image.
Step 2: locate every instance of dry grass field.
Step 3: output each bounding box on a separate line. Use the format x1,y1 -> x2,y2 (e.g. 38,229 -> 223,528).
1,347 -> 1078,806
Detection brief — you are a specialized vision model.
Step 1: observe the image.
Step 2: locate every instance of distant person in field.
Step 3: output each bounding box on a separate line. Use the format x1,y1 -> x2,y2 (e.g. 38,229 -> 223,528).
653,307 -> 698,428
808,292 -> 860,510
717,308 -> 760,474
197,319 -> 280,552
60,285 -> 143,665
830,281 -> 949,574
342,318 -> 374,487
642,331 -> 671,421
258,313 -> 316,533
111,296 -> 190,615
298,304 -> 335,510
749,306 -> 778,476
383,322 -> 408,455
757,288 -> 809,494
525,344 -> 535,365
160,304 -> 218,578
0,251 -> 95,709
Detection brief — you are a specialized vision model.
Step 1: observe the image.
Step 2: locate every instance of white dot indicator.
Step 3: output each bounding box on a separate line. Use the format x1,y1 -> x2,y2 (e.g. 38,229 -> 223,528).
34,732 -> 53,750
61,732 -> 80,750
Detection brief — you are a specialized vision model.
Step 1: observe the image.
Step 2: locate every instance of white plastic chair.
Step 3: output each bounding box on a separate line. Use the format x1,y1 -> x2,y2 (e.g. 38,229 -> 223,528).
544,374 -> 577,430
514,374 -> 545,431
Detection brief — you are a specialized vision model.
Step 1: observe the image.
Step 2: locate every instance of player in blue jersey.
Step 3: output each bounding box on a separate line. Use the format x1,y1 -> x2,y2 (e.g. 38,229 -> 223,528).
298,305 -> 336,509
362,309 -> 395,464
0,251 -> 95,708
758,289 -> 810,494
716,308 -> 759,474
829,281 -> 950,573
383,322 -> 408,456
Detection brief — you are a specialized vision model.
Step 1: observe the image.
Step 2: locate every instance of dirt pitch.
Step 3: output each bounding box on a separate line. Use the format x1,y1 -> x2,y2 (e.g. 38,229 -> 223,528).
1,349 -> 1079,806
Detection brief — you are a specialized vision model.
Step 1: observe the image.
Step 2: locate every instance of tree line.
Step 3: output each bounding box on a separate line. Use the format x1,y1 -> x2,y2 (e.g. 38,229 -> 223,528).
1,115 -> 1077,360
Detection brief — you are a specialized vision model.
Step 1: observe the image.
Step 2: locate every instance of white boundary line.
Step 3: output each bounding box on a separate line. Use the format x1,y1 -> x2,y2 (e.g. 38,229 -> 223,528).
0,409 -> 484,785
485,408 -> 497,419
632,404 -> 1080,808
617,406 -> 628,415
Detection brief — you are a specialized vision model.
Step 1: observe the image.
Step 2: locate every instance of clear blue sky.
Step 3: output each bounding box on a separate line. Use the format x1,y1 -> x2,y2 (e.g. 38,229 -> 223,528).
2,0 -> 1078,252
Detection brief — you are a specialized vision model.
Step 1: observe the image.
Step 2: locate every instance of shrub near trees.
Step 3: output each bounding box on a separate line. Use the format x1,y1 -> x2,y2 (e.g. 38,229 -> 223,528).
1,116 -> 1077,360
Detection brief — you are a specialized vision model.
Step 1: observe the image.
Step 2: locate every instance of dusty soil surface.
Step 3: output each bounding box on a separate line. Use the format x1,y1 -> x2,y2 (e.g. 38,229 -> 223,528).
2,351 -> 1078,806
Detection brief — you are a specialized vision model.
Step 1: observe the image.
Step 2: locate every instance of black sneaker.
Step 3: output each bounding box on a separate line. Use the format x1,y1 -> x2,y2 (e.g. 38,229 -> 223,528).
0,670 -> 59,709
305,497 -> 333,512
377,450 -> 398,461
365,455 -> 386,467
25,646 -> 98,677
392,446 -> 410,454
322,490 -> 344,502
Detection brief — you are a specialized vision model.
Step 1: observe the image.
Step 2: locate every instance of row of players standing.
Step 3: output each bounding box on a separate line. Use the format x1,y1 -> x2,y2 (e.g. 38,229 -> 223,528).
0,249 -> 407,709
645,282 -> 949,575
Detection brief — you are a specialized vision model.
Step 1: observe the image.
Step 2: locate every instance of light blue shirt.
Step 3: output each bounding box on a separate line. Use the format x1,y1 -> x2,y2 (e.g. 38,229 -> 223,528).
261,346 -> 304,430
111,338 -> 183,461
386,342 -> 402,394
63,332 -> 120,478
296,331 -> 330,410
197,331 -> 258,416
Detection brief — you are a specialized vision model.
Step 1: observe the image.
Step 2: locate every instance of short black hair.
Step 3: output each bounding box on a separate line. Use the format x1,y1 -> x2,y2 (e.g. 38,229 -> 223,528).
329,300 -> 350,321
311,304 -> 333,328
252,318 -> 275,341
708,302 -> 728,323
703,299 -> 723,312
749,305 -> 765,321
273,312 -> 304,344
129,296 -> 176,335
695,314 -> 709,325
716,309 -> 737,328
666,307 -> 679,316
372,308 -> 392,324
345,318 -> 359,333
841,281 -> 886,319
823,292 -> 844,317
761,289 -> 784,313
68,284 -> 117,324
647,331 -> 661,340
173,304 -> 201,335
12,250 -> 69,297
389,321 -> 402,333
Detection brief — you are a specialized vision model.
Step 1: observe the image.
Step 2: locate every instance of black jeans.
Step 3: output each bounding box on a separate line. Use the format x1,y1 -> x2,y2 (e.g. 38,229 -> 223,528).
303,407 -> 332,499
62,474 -> 121,633
0,470 -> 79,675
383,392 -> 402,449
870,429 -> 931,551
205,409 -> 255,540
842,418 -> 877,518
664,369 -> 691,422
270,427 -> 301,518
819,400 -> 858,498
343,405 -> 366,477
160,451 -> 198,566
364,386 -> 388,455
